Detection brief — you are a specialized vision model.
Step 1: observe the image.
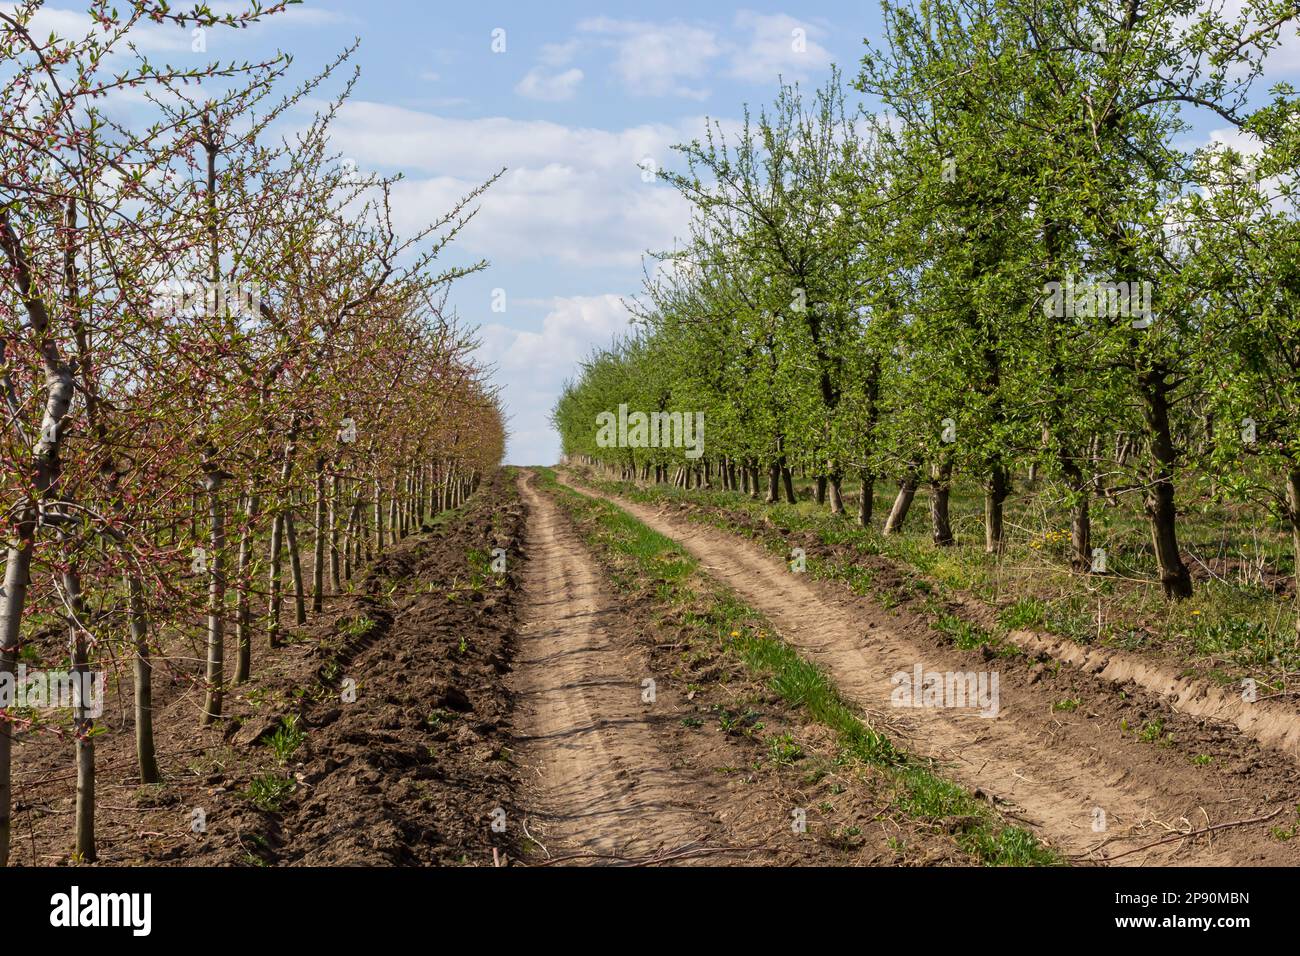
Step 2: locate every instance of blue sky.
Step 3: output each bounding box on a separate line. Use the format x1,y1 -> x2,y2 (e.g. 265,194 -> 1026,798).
37,0 -> 1300,463
307,1 -> 871,465
188,0 -> 879,464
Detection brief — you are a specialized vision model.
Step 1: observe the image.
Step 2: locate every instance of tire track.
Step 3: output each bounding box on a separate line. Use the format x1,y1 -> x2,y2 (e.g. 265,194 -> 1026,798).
562,474 -> 1300,866
511,473 -> 723,863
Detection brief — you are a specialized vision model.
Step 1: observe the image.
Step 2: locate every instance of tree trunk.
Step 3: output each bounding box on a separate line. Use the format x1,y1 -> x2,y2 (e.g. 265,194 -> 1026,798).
930,459 -> 954,546
399,472 -> 409,537
1289,468 -> 1300,638
858,469 -> 875,528
127,574 -> 160,783
883,471 -> 919,535
0,212 -> 77,866
285,509 -> 307,625
359,482 -> 370,561
329,473 -> 341,590
312,460 -> 326,611
63,565 -> 96,861
201,472 -> 226,725
828,470 -> 845,515
0,534 -> 33,866
267,509 -> 285,648
984,463 -> 1009,554
345,492 -> 362,581
1147,479 -> 1190,598
765,460 -> 780,503
1061,459 -> 1092,573
1094,433 -> 1111,499
388,480 -> 399,541
235,492 -> 259,682
1138,365 -> 1193,598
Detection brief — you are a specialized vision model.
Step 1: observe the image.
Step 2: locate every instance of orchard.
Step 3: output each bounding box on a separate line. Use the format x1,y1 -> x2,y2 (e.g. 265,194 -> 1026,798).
0,1 -> 503,865
556,0 -> 1300,643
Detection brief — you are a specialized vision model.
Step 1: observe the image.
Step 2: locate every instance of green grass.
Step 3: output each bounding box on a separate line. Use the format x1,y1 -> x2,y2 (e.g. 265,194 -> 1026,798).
1000,597 -> 1048,630
537,467 -> 1059,866
338,615 -> 376,639
768,733 -> 805,765
933,613 -> 996,650
465,546 -> 508,589
266,714 -> 306,763
580,470 -> 1300,684
243,772 -> 295,812
1137,718 -> 1170,744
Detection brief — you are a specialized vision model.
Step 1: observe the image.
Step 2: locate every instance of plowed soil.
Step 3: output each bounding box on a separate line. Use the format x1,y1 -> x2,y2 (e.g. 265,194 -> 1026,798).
10,472 -> 527,866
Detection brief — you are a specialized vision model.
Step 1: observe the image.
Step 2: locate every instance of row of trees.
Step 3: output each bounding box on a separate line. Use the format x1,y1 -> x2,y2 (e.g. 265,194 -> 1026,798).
0,2 -> 503,864
555,0 -> 1300,616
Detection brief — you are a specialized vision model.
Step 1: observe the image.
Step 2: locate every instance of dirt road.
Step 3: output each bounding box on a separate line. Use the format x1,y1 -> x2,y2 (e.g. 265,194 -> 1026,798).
512,473 -> 728,863
562,473 -> 1300,866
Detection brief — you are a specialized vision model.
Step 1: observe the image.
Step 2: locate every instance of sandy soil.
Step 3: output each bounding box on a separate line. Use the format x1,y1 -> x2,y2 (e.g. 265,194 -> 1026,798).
512,473 -> 721,862
512,471 -> 950,865
563,472 -> 1300,866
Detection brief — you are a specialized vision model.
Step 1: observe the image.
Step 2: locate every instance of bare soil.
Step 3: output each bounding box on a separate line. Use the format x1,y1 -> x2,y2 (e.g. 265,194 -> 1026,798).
513,471 -> 962,865
10,471 -> 527,866
12,467 -> 962,868
562,471 -> 1300,866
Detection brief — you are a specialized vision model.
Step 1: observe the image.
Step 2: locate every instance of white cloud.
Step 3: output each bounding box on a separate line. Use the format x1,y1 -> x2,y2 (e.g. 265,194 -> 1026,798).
268,5 -> 351,27
0,3 -> 190,53
319,103 -> 708,461
539,39 -> 581,67
728,11 -> 833,84
386,165 -> 690,269
1202,0 -> 1300,74
578,16 -> 721,99
567,12 -> 834,98
1192,126 -> 1294,215
329,101 -> 700,267
1205,126 -> 1266,156
477,295 -> 636,463
515,67 -> 585,102
482,294 -> 632,375
1260,24 -> 1300,73
332,101 -> 689,177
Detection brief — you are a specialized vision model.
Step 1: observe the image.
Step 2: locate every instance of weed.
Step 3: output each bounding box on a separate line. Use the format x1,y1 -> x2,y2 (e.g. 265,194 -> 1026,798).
767,733 -> 804,765
267,715 -> 305,763
243,772 -> 294,812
